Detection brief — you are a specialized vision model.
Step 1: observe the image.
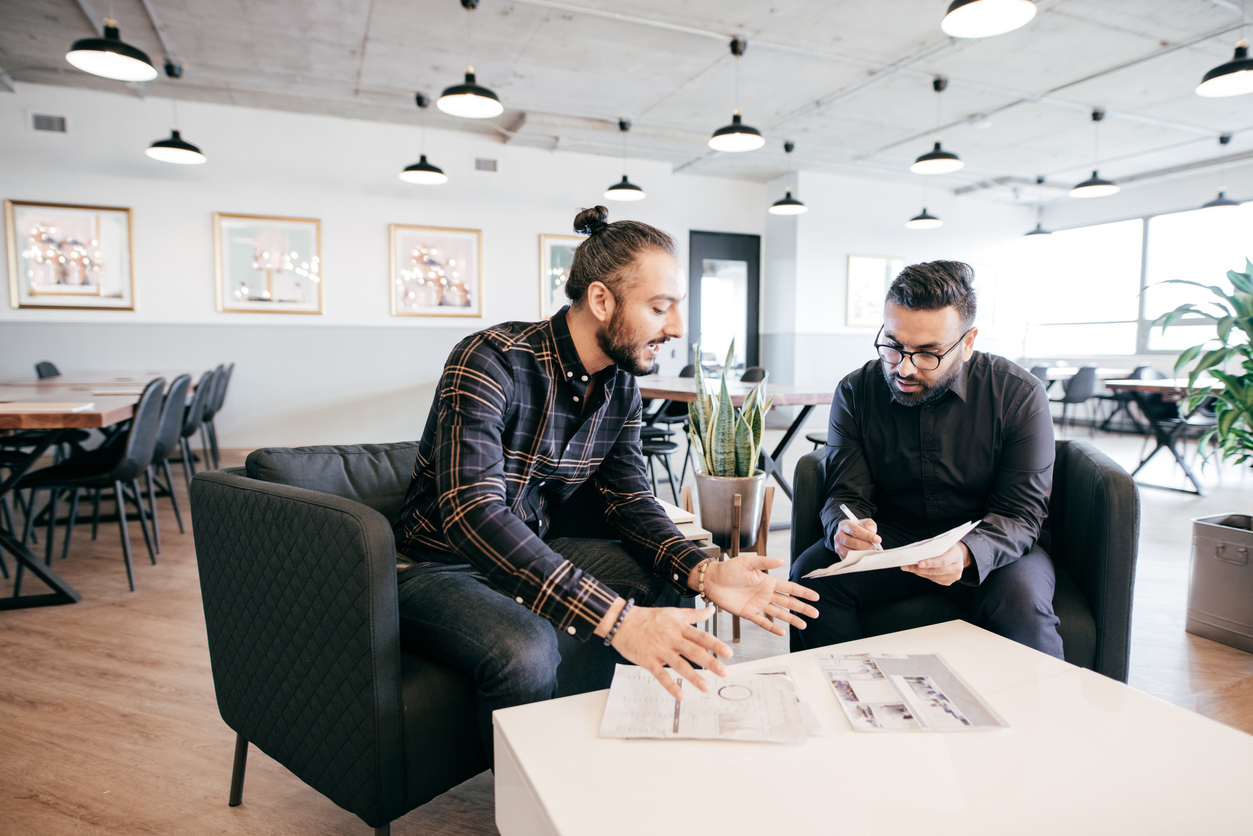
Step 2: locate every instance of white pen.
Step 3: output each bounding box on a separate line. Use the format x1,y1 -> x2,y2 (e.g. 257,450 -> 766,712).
839,503 -> 883,551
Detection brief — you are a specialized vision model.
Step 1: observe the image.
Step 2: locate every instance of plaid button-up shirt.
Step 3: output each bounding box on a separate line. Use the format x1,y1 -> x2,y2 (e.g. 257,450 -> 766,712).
393,307 -> 706,640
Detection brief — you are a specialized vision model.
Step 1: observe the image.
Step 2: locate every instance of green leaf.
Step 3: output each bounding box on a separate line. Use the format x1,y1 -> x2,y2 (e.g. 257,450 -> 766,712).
734,413 -> 753,477
1228,269 -> 1253,295
1219,408 -> 1239,437
1173,344 -> 1202,377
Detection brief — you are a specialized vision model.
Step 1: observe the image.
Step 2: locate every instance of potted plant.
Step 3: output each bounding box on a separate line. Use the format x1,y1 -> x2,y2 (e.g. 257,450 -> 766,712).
1157,259 -> 1253,652
687,340 -> 773,549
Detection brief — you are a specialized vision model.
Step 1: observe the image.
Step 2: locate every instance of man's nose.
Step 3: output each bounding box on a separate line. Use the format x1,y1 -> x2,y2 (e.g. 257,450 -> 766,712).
665,305 -> 684,337
897,354 -> 918,375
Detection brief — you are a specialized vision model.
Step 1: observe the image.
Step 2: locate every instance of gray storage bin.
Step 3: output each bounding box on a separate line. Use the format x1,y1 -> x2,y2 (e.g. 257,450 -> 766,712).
1187,514 -> 1253,653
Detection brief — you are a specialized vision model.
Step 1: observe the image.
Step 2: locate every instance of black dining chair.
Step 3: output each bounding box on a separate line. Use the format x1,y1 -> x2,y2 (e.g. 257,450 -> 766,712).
1098,365 -> 1151,433
13,378 -> 165,592
644,364 -> 696,483
642,437 -> 681,504
35,361 -> 61,379
199,364 -> 226,470
740,366 -> 768,383
177,369 -> 218,491
203,362 -> 234,470
1051,365 -> 1098,437
1029,365 -> 1054,393
143,374 -> 193,553
806,431 -> 826,450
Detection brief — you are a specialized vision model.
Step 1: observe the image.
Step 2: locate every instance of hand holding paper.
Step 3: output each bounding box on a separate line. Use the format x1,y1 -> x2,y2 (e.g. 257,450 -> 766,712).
804,521 -> 980,579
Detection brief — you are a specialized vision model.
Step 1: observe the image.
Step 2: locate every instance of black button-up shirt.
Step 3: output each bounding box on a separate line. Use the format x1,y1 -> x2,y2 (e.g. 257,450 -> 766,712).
393,307 -> 706,639
822,351 -> 1054,584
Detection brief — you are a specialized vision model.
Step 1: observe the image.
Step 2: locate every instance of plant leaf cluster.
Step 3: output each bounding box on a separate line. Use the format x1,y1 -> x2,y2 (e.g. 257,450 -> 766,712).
687,339 -> 773,478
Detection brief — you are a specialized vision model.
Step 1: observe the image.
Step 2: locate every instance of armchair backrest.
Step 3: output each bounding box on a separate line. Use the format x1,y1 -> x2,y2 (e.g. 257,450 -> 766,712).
245,441 -> 420,523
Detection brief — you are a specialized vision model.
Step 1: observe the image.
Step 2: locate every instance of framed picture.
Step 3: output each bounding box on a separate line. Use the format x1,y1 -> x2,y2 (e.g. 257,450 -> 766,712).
214,213 -> 322,314
389,225 -> 482,317
539,234 -> 582,318
6,200 -> 136,310
846,254 -> 904,328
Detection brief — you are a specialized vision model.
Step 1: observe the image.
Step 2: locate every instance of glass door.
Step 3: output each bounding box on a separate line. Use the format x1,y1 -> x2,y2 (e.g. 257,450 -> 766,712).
687,231 -> 761,370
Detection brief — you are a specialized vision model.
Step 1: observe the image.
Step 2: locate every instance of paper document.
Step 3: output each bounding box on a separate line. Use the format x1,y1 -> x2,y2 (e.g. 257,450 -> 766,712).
803,520 -> 979,578
599,664 -> 809,743
818,653 -> 1008,732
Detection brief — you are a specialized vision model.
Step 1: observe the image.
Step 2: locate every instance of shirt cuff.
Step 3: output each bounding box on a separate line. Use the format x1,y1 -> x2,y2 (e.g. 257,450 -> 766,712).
667,540 -> 711,597
554,574 -> 619,642
959,534 -> 991,586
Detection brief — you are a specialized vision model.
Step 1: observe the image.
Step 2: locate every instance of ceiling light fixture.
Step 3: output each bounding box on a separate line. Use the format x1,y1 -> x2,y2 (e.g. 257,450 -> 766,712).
437,0 -> 503,119
769,141 -> 807,215
709,38 -> 765,153
911,77 -> 965,175
146,60 -> 206,165
1069,110 -> 1119,198
401,94 -> 448,184
941,0 -> 1037,39
1202,134 -> 1239,210
605,120 -> 645,201
1024,178 -> 1051,237
1197,2 -> 1253,97
66,17 -> 158,82
906,208 -> 943,229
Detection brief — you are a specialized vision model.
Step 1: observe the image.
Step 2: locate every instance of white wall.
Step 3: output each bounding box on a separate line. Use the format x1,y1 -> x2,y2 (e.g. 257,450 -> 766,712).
0,83 -> 763,445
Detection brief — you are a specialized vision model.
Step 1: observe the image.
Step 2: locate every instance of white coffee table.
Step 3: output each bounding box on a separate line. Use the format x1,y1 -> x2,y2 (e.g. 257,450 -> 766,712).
494,620 -> 1253,835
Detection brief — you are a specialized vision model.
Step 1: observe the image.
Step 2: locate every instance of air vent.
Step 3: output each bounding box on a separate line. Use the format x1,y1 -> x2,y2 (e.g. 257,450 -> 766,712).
474,157 -> 498,172
32,114 -> 67,133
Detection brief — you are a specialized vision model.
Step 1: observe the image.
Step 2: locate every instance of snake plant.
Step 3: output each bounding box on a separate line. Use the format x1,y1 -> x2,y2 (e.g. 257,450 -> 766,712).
687,339 -> 773,478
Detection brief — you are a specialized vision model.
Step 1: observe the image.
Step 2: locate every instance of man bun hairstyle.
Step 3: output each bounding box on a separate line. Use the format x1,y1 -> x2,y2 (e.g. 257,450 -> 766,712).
566,205 -> 676,304
886,260 -> 977,328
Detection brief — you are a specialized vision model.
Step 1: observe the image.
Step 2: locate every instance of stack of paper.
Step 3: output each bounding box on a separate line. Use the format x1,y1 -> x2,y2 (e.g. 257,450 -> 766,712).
803,520 -> 980,578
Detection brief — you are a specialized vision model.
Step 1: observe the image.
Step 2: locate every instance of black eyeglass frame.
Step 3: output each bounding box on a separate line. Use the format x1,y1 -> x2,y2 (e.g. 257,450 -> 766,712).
874,325 -> 972,371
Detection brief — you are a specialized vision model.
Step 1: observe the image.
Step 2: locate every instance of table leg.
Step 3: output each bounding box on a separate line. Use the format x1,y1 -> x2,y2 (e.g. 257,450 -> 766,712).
0,430 -> 83,609
760,404 -> 815,530
1129,421 -> 1204,496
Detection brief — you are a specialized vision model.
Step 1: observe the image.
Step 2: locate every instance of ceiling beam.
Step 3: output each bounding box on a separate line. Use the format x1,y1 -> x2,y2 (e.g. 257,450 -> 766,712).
0,65 -> 14,93
72,0 -> 103,36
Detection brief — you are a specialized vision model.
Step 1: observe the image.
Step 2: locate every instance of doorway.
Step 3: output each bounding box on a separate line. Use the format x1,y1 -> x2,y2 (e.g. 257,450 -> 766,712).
687,231 -> 761,372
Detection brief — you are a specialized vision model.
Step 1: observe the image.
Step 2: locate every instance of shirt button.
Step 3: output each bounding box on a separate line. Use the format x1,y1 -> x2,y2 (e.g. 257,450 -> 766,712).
515,596 -> 523,604
673,573 -> 679,581
573,395 -> 580,402
581,375 -> 588,381
924,452 -> 933,459
567,626 -> 577,635
566,371 -> 573,377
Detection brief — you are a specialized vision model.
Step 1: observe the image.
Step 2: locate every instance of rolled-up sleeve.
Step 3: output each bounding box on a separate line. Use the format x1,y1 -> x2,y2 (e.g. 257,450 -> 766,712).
960,383 -> 1054,584
434,337 -> 618,639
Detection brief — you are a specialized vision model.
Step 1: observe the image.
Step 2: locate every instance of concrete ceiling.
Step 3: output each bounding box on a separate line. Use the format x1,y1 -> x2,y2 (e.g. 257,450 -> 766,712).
2,0 -> 1252,202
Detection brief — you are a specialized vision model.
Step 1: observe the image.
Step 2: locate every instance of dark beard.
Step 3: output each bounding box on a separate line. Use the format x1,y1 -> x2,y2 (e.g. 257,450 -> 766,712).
597,309 -> 659,377
882,357 -> 963,406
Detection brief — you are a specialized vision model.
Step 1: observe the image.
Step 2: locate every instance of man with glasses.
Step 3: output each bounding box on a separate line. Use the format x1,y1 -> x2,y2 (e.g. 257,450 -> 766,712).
790,261 -> 1063,658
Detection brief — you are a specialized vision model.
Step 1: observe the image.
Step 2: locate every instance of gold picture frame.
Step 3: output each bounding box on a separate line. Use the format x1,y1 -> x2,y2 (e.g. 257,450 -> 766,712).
214,212 -> 323,314
539,234 -> 582,319
6,199 -> 136,310
389,224 -> 483,317
846,254 -> 905,328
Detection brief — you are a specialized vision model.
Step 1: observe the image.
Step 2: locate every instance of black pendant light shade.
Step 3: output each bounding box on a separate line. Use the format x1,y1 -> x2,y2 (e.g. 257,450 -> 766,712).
400,154 -> 448,185
941,0 -> 1037,39
66,21 -> 158,82
146,129 -> 206,164
1024,222 -> 1052,237
605,175 -> 645,201
709,110 -> 765,152
906,208 -> 943,229
1202,191 -> 1241,210
437,69 -> 504,118
1069,170 -> 1119,198
911,141 -> 965,174
769,189 -> 807,215
1196,40 -> 1253,98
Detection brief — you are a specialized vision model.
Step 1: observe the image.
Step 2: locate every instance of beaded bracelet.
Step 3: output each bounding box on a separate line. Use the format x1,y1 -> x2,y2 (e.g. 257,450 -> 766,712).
696,557 -> 715,599
603,598 -> 635,647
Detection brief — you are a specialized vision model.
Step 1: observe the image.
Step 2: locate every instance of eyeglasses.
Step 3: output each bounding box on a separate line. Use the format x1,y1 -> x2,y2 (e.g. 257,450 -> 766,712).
874,326 -> 971,371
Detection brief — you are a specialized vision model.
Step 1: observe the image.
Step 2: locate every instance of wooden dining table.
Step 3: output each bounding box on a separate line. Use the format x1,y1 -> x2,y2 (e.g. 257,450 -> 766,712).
638,376 -> 833,505
1102,378 -> 1224,495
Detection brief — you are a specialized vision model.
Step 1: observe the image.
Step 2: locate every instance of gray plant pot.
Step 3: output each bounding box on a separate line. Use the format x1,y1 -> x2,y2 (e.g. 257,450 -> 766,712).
1187,514 -> 1253,653
694,470 -> 767,551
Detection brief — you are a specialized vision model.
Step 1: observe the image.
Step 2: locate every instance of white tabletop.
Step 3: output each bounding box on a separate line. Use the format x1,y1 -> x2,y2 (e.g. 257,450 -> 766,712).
493,620 -> 1253,835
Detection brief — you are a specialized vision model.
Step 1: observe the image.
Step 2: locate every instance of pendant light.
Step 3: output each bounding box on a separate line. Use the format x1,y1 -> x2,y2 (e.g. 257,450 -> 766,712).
911,78 -> 965,175
1197,3 -> 1253,97
66,17 -> 158,82
941,0 -> 1037,39
604,120 -> 645,201
1023,179 -> 1051,237
401,94 -> 448,185
1202,134 -> 1240,210
146,61 -> 206,165
708,38 -> 765,153
1069,110 -> 1119,198
437,0 -> 504,119
906,208 -> 943,229
769,142 -> 807,215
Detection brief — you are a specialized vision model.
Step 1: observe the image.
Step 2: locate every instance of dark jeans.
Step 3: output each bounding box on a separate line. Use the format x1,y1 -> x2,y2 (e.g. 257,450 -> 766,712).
395,538 -> 676,766
789,538 -> 1064,659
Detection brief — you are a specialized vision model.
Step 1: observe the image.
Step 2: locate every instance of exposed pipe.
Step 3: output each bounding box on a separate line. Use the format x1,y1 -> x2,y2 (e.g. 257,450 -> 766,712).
0,65 -> 15,93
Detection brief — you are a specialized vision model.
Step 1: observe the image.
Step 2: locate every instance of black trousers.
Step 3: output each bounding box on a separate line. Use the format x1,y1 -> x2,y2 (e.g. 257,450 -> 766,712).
788,538 -> 1064,659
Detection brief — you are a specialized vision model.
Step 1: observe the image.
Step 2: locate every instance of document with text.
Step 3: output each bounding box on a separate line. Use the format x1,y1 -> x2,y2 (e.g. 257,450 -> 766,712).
598,665 -> 810,743
803,520 -> 980,578
818,653 -> 1008,732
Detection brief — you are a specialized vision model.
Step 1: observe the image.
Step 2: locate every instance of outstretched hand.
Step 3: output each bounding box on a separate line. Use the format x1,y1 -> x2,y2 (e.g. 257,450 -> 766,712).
610,605 -> 731,700
699,554 -> 820,636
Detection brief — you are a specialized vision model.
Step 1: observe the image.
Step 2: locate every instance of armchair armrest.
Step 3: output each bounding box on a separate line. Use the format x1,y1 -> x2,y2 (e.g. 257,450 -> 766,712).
791,450 -> 829,562
190,469 -> 406,826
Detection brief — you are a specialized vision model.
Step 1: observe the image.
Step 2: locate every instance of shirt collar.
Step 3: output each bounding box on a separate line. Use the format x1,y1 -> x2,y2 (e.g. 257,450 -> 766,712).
550,306 -> 609,392
948,354 -> 972,403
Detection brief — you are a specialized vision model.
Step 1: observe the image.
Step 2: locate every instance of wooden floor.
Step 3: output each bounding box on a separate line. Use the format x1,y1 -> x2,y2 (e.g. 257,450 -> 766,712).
1,430 -> 1251,835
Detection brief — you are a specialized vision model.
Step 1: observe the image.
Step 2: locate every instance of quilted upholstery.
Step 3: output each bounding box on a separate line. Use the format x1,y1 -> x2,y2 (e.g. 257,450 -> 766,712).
791,439 -> 1139,681
245,441 -> 420,523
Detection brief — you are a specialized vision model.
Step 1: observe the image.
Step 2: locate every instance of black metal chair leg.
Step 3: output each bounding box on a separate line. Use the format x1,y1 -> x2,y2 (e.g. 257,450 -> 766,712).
114,481 -> 136,592
208,420 -> 221,470
181,436 -> 196,492
129,479 -> 156,565
21,487 -> 40,549
162,460 -> 185,534
62,488 -> 80,560
146,467 -> 161,555
199,424 -> 213,472
659,453 -> 680,504
91,488 -> 101,540
229,733 -> 248,807
0,495 -> 14,579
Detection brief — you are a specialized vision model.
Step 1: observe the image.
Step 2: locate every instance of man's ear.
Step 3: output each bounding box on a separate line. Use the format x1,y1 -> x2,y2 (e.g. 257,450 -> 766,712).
585,281 -> 615,324
962,326 -> 978,360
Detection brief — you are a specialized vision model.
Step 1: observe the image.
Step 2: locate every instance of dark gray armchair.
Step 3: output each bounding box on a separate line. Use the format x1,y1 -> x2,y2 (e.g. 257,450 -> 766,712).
790,439 -> 1140,681
190,442 -> 487,836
